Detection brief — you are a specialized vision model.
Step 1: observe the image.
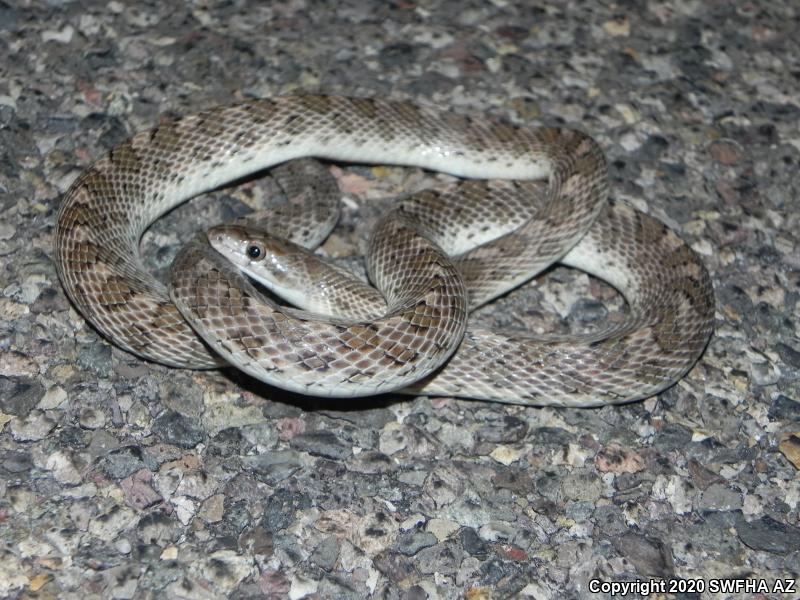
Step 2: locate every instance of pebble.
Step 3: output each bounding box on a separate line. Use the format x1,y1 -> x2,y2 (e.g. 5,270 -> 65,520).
778,433 -> 800,469
289,430 -> 350,459
594,443 -> 646,473
489,444 -> 523,465
198,493 -> 225,523
0,376 -> 44,416
395,531 -> 438,556
44,450 -> 82,485
289,574 -> 319,600
151,411 -> 204,449
9,409 -> 56,441
612,532 -> 674,578
737,515 -> 800,555
426,518 -> 459,541
378,422 -> 409,455
310,536 -> 340,571
78,407 -> 106,430
769,395 -> 800,422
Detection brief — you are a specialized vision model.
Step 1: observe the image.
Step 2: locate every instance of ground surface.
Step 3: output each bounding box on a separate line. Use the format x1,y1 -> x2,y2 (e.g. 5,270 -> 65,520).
0,1 -> 799,598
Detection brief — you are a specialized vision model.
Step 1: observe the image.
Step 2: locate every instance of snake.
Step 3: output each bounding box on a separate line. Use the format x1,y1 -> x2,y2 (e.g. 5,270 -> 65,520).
54,95 -> 714,407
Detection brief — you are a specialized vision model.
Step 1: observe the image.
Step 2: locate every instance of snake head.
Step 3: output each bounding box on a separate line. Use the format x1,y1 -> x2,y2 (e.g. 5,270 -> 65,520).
207,224 -> 292,267
207,224 -> 316,299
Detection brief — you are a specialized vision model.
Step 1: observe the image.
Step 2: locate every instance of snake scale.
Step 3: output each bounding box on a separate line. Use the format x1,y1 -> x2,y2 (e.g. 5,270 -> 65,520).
54,95 -> 714,406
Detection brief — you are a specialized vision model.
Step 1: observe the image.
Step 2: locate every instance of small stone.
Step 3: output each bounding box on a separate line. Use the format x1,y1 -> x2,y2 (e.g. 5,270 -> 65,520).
687,459 -> 724,490
560,472 -> 604,502
0,550 -> 28,596
89,506 -> 137,540
260,570 -> 290,596
115,538 -> 132,554
459,527 -> 489,558
199,493 -> 225,523
201,550 -> 253,592
102,447 -> 148,479
120,469 -> 162,509
137,512 -> 179,546
289,573 -> 318,600
698,483 -> 742,511
776,343 -> 800,368
489,445 -> 523,465
568,298 -> 608,324
160,546 -> 178,560
42,24 -> 74,43
79,407 -> 107,430
478,521 -> 515,543
241,451 -> 304,484
0,412 -> 12,431
653,423 -> 692,451
426,518 -> 459,541
175,471 -> 218,500
151,410 -> 204,449
737,515 -> 800,554
778,433 -> 800,469
395,531 -> 438,556
475,416 -> 529,443
399,514 -> 425,532
709,140 -> 745,165
565,500 -> 594,523
289,430 -> 350,459
594,443 -> 645,473
0,222 -> 15,240
310,536 -> 339,571
0,376 -> 44,416
45,450 -> 82,485
239,526 -> 273,557
378,422 -> 409,455
769,395 -> 800,422
652,474 -> 694,514
491,468 -> 533,493
613,532 -> 674,578
2,449 -> 32,474
240,422 -> 279,448
28,573 -> 52,592
356,512 -> 397,556
262,488 -> 312,533
39,386 -> 67,410
9,409 -> 56,441
171,495 -> 197,525
603,16 -> 630,37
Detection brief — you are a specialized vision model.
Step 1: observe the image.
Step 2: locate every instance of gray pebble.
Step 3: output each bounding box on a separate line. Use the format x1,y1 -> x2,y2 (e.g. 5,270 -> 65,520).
0,376 -> 44,416
395,531 -> 438,556
737,515 -> 800,555
289,430 -> 350,460
310,536 -> 340,571
101,447 -> 150,479
568,298 -> 608,324
653,423 -> 692,451
612,532 -> 674,578
769,395 -> 799,422
776,342 -> 800,369
262,488 -> 312,533
459,527 -> 489,558
151,410 -> 204,449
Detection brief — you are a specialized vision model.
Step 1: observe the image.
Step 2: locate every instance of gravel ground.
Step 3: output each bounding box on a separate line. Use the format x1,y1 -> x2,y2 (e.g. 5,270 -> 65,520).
1,1 -> 799,598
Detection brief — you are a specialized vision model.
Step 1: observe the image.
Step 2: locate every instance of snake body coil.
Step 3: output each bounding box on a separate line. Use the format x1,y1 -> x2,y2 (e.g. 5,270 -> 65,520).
54,95 -> 714,406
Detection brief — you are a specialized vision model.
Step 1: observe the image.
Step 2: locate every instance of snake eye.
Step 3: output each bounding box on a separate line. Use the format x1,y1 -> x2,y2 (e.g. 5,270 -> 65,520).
246,244 -> 264,260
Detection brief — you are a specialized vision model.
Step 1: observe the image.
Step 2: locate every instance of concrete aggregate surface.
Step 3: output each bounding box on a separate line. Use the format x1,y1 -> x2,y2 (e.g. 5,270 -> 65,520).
0,1 -> 798,598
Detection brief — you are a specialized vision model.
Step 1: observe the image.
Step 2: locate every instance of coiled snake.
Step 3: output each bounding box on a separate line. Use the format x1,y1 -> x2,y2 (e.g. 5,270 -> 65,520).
54,95 -> 714,406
